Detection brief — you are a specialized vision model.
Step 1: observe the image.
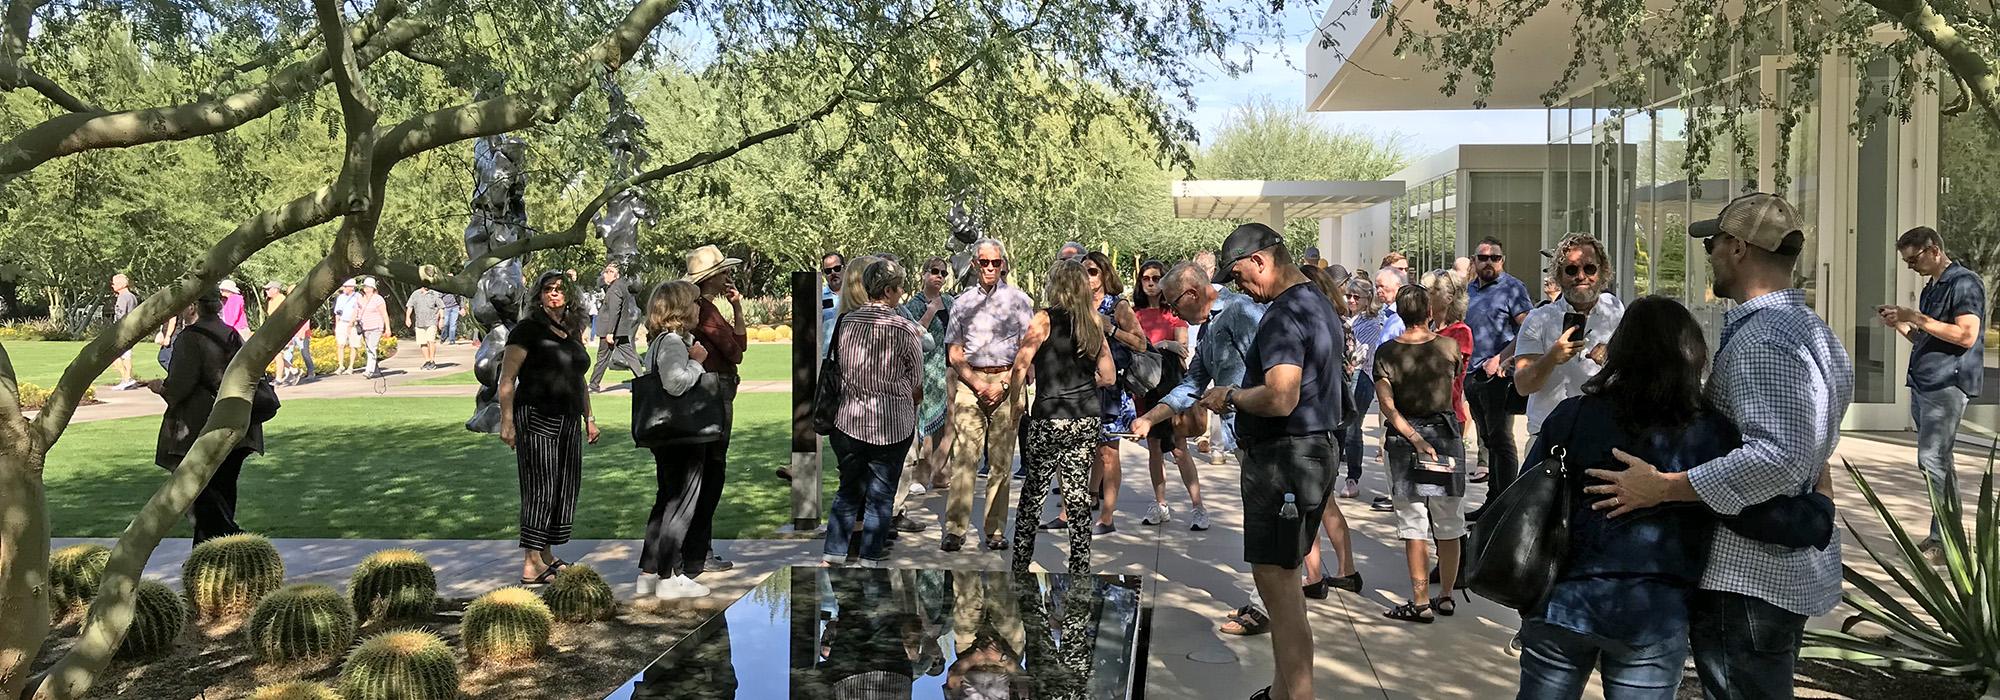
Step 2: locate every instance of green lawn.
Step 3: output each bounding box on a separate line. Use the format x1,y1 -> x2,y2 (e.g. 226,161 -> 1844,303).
4,340 -> 164,388
413,342 -> 794,385
43,394 -> 834,540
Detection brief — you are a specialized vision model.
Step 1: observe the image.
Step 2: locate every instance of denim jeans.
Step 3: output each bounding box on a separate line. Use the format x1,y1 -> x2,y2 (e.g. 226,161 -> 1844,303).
1913,386 -> 1971,542
1690,590 -> 1806,700
1342,371 -> 1376,481
1516,620 -> 1687,700
442,306 -> 461,344
1466,372 -> 1520,496
826,429 -> 913,561
293,337 -> 316,375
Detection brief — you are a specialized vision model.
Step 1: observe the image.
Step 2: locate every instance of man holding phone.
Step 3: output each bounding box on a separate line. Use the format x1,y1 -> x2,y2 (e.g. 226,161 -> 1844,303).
1511,233 -> 1625,442
1879,226 -> 1987,562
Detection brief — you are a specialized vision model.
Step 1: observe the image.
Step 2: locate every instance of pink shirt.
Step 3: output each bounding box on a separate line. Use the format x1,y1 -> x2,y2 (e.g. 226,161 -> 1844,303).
356,294 -> 389,332
220,294 -> 249,334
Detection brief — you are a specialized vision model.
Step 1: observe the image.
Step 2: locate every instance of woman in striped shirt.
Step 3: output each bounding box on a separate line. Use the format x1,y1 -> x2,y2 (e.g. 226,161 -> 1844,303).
822,258 -> 925,566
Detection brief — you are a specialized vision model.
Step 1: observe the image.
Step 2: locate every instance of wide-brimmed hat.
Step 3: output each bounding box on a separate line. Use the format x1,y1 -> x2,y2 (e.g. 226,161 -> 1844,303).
360,277 -> 378,289
217,279 -> 240,295
683,245 -> 743,284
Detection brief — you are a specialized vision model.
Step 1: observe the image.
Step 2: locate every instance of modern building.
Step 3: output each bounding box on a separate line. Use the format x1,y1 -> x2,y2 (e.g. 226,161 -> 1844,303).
1306,2 -> 1998,431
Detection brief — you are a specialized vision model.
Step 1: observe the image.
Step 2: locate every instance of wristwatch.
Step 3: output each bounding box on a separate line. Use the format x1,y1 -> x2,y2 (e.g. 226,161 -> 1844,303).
1222,387 -> 1237,412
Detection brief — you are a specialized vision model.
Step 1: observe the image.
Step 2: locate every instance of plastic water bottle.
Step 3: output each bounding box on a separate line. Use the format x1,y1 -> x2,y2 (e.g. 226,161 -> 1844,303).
1278,493 -> 1300,521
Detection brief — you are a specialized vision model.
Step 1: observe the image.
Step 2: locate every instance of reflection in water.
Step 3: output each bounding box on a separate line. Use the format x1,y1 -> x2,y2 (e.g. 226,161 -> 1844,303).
603,567 -> 1145,700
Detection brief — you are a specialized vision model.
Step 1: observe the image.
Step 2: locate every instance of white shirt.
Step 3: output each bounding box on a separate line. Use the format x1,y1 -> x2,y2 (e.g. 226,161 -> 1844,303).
1514,292 -> 1626,434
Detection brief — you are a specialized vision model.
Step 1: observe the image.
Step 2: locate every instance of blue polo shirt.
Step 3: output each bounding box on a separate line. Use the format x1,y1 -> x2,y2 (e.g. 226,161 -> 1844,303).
1465,272 -> 1533,377
1909,262 -> 1987,398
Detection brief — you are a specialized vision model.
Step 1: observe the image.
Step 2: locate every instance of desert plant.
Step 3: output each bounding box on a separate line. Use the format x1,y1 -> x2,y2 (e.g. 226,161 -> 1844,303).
250,680 -> 344,700
247,583 -> 358,666
48,543 -> 111,613
298,334 -> 397,372
349,549 -> 437,624
542,564 -> 615,623
18,382 -> 96,410
1804,418 -> 2000,696
182,533 -> 286,623
460,586 -> 553,663
338,630 -> 460,700
117,579 -> 185,659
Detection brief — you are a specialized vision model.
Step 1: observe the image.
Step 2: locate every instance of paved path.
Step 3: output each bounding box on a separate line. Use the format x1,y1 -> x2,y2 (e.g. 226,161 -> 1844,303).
55,422 -> 1991,699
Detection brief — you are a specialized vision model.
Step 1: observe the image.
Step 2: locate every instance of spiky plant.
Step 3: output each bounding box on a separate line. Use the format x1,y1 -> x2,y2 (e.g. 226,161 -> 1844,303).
338,630 -> 460,700
48,543 -> 110,613
541,564 -> 615,623
349,549 -> 437,624
117,579 -> 186,659
249,680 -> 344,700
460,586 -> 553,663
182,533 -> 285,623
247,583 -> 357,666
1804,419 -> 2000,696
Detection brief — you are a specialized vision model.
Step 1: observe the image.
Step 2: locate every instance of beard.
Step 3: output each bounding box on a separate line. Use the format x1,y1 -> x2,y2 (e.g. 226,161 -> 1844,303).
1562,285 -> 1599,308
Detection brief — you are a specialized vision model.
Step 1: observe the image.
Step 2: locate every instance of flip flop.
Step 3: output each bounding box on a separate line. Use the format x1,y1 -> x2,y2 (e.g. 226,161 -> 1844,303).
518,565 -> 559,586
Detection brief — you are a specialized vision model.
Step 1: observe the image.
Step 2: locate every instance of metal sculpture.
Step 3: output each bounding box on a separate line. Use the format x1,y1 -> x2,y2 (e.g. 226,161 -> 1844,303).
464,132 -> 532,433
594,74 -> 654,348
945,189 -> 986,286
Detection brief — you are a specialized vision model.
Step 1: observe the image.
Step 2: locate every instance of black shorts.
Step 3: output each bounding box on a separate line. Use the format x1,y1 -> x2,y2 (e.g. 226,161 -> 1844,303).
1240,433 -> 1339,568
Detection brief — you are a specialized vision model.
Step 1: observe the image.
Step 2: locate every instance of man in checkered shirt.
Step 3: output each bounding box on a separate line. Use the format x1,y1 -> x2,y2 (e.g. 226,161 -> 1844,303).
1588,193 -> 1854,699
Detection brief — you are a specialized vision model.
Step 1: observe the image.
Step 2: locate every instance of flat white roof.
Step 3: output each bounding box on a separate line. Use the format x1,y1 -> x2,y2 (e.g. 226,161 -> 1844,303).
1171,180 -> 1405,220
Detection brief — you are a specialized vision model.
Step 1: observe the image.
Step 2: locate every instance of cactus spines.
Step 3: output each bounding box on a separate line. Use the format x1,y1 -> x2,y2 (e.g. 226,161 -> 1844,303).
49,542 -> 111,613
541,563 -> 615,623
349,548 -> 437,624
250,680 -> 344,700
247,583 -> 358,666
118,579 -> 186,659
338,630 -> 461,700
182,533 -> 286,623
460,586 -> 552,663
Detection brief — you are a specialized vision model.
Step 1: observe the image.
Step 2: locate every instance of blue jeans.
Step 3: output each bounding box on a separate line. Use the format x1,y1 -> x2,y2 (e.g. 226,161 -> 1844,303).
1913,386 -> 1970,542
293,337 -> 316,375
1342,372 -> 1376,481
1516,620 -> 1687,700
442,307 -> 461,344
825,429 -> 913,561
1689,590 -> 1806,700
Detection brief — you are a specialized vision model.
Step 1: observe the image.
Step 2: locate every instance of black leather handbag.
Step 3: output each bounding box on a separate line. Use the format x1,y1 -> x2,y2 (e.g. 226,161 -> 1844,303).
813,322 -> 845,435
1463,404 -> 1581,612
631,372 -> 726,447
1120,346 -> 1166,398
189,324 -> 281,423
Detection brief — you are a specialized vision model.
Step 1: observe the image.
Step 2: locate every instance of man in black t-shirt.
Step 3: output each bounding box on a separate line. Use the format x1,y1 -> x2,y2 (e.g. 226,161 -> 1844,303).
1199,223 -> 1351,700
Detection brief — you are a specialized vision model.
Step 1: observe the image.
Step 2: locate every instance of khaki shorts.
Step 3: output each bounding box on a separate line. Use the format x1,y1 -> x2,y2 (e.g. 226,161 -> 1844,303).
336,321 -> 362,348
415,326 -> 437,346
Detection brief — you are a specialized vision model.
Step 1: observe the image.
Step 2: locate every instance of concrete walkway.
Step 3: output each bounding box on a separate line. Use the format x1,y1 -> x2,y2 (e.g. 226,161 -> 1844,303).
55,418 -> 1992,699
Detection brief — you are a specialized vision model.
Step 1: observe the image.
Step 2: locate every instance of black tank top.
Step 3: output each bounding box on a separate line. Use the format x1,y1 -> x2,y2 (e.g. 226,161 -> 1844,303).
1032,308 -> 1098,420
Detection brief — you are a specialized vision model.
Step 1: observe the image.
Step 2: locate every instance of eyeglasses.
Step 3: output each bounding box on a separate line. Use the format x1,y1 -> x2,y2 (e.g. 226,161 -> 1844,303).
975,258 -> 1005,268
1475,254 -> 1503,263
1563,264 -> 1600,278
822,265 -> 843,276
928,267 -> 948,276
1168,287 -> 1200,317
1085,267 -> 1102,277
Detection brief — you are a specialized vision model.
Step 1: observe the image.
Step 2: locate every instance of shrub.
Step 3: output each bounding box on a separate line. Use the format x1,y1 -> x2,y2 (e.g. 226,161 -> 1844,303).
18,382 -> 96,411
349,549 -> 437,624
118,579 -> 186,659
49,543 -> 110,613
290,334 -> 398,372
460,586 -> 552,663
247,583 -> 357,666
182,533 -> 286,623
338,630 -> 460,700
0,318 -> 75,341
250,681 -> 344,700
541,564 -> 615,623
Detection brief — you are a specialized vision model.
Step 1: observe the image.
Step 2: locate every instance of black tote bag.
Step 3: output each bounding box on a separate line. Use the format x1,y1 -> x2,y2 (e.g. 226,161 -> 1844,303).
630,339 -> 726,447
1463,405 -> 1581,611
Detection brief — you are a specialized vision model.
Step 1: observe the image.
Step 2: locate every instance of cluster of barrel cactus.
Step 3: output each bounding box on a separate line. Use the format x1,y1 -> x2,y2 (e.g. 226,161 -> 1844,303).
460,586 -> 553,663
348,549 -> 437,624
542,564 -> 615,623
247,583 -> 357,666
48,543 -> 111,614
338,630 -> 460,700
182,533 -> 286,623
117,580 -> 186,659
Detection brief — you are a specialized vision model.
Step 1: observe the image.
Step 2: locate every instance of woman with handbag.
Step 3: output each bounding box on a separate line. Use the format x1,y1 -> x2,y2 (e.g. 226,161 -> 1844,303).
634,280 -> 717,600
1008,259 -> 1118,574
823,258 -> 925,566
1079,251 -> 1147,535
1132,260 -> 1204,529
1373,284 -> 1470,623
497,270 -> 600,586
154,291 -> 268,544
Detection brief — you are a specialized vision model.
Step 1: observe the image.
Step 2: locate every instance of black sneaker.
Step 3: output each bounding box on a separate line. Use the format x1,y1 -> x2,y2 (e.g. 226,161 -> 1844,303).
1091,522 -> 1116,536
1326,572 -> 1363,592
940,533 -> 964,552
707,553 -> 734,571
1039,517 -> 1069,531
892,514 -> 927,533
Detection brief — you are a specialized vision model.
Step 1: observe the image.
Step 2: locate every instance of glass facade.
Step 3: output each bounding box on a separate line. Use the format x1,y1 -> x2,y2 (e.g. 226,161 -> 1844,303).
1389,175 -> 1457,274
1937,82 -> 2000,406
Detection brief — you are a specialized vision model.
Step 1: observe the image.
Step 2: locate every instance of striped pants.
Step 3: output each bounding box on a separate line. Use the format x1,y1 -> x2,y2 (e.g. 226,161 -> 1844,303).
516,406 -> 583,550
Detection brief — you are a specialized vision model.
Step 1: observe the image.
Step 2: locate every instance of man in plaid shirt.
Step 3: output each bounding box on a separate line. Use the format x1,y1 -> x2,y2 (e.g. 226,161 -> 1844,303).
1588,193 -> 1853,699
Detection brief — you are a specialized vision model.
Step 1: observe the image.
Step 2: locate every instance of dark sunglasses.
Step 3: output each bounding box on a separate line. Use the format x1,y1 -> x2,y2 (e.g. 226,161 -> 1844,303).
928,267 -> 948,276
1702,236 -> 1721,255
1563,264 -> 1600,278
822,265 -> 843,276
1140,274 -> 1162,282
1085,267 -> 1102,277
1476,254 -> 1503,262
975,258 -> 1005,268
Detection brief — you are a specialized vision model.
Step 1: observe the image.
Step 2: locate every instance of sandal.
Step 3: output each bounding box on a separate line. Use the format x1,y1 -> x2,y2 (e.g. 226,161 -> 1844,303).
1431,595 -> 1457,617
1470,469 -> 1490,484
984,536 -> 1008,551
1384,601 -> 1433,624
518,565 -> 559,586
1219,606 -> 1271,635
1249,687 -> 1272,700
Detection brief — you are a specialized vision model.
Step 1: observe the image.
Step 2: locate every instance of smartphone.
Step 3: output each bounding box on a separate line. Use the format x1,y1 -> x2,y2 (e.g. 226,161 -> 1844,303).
1562,311 -> 1588,339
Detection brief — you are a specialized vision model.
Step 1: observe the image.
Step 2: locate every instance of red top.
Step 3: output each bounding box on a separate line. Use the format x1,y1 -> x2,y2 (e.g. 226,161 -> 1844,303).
1134,307 -> 1186,346
693,297 -> 746,375
1440,321 -> 1473,423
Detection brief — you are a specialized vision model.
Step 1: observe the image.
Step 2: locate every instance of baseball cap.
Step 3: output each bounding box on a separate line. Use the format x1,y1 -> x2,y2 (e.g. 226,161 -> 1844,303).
1212,223 -> 1284,284
264,281 -> 284,291
1688,193 -> 1805,254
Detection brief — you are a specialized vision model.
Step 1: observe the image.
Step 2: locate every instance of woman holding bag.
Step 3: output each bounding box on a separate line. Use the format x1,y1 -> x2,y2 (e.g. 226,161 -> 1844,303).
1373,283 -> 1469,623
634,280 -> 716,600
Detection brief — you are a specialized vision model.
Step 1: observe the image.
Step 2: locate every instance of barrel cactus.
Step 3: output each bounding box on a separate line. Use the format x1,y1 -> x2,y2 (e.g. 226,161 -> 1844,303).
349,549 -> 437,624
247,583 -> 357,666
117,579 -> 186,659
182,533 -> 285,623
49,543 -> 110,613
250,681 -> 344,700
461,586 -> 552,663
541,564 -> 615,623
338,630 -> 460,700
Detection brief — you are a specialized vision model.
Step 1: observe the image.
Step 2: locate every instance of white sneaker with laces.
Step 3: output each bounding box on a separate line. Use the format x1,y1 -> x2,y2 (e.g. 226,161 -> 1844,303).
1142,502 -> 1171,526
1189,506 -> 1211,531
634,573 -> 659,598
909,483 -> 927,496
656,575 -> 710,600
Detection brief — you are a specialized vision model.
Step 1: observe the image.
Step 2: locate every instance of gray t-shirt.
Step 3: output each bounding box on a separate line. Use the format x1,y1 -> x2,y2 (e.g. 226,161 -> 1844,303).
114,289 -> 138,320
406,290 -> 443,328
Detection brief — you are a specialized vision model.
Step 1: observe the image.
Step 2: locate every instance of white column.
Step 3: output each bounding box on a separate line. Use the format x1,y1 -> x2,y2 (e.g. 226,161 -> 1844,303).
1319,217 -> 1340,263
1256,205 -> 1286,234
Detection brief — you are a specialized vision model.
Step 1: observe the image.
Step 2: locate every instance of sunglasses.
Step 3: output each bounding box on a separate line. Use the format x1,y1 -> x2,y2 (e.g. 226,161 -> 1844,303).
1563,264 -> 1600,278
1085,267 -> 1102,277
1702,236 -> 1722,255
1140,274 -> 1161,282
928,267 -> 948,276
1476,254 -> 1503,262
822,265 -> 843,276
975,258 -> 1005,268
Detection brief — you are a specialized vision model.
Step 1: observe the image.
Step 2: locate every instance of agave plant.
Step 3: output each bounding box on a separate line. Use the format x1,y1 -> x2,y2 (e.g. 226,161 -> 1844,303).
1804,418 -> 2000,696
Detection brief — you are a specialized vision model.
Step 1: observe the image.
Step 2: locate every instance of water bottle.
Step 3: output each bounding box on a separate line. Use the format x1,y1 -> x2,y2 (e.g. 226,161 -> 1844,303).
1278,493 -> 1300,521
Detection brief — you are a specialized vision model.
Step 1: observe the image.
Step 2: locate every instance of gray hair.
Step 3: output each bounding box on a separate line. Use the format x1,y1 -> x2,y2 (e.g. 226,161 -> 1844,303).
862,258 -> 907,301
973,237 -> 1008,260
1374,267 -> 1406,289
1346,277 -> 1378,314
1059,241 -> 1086,257
1162,261 -> 1207,295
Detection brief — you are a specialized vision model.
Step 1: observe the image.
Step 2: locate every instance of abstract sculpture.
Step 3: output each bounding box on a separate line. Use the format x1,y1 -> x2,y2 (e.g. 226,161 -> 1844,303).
465,132 -> 532,433
593,74 -> 654,348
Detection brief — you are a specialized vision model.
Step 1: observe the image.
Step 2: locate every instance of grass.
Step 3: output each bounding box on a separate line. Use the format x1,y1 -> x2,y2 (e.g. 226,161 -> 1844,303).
3,340 -> 164,388
42,394 -> 835,540
412,342 -> 795,385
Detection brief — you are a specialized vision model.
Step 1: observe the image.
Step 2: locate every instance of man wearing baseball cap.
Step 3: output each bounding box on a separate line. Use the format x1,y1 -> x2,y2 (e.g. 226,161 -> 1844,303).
1198,222 -> 1350,700
1587,192 -> 1853,699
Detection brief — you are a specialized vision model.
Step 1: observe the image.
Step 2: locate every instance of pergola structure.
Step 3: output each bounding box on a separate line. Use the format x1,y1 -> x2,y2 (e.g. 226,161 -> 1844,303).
1171,180 -> 1405,263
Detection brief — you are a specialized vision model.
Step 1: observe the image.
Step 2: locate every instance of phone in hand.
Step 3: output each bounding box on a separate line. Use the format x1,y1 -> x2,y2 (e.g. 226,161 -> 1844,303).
1562,311 -> 1588,339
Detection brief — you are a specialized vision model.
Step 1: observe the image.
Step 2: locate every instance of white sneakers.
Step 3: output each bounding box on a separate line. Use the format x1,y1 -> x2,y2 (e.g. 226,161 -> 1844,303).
1142,502 -> 1173,526
635,573 -> 658,597
655,574 -> 710,600
909,483 -> 928,496
1189,506 -> 1211,532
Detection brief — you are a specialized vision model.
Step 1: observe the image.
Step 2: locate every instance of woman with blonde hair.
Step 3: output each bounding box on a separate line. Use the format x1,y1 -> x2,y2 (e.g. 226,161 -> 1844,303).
633,280 -> 716,599
1009,259 -> 1118,573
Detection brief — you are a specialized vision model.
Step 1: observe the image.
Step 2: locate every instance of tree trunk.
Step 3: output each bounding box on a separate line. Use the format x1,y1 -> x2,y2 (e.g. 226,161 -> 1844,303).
0,448 -> 51,700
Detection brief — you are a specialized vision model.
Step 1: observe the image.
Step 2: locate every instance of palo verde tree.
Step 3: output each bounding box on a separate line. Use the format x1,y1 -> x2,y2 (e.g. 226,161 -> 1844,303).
0,0 -> 1297,697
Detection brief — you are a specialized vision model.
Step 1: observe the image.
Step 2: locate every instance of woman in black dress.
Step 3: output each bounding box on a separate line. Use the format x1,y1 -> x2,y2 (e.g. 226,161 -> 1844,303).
499,270 -> 600,584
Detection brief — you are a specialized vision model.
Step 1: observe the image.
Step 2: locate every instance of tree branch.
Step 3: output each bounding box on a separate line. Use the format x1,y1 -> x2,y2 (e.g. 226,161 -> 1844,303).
0,60 -> 98,112
1870,0 -> 2000,132
0,341 -> 21,434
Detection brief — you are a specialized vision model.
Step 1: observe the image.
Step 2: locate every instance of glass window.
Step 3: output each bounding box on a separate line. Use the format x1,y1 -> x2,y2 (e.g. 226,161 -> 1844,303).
1468,171 -> 1545,272
1852,57 -> 1903,404
1937,80 -> 2000,405
1628,112 -> 1658,297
